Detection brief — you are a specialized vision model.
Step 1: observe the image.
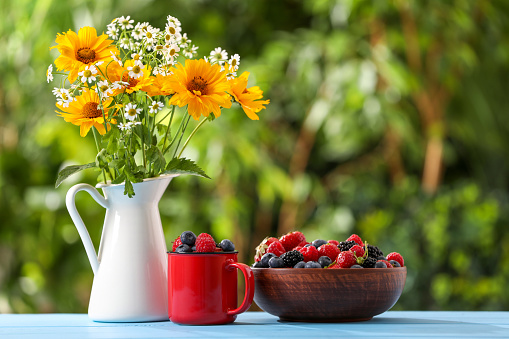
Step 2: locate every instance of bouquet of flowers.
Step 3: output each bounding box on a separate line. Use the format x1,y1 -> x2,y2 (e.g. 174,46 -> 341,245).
48,15 -> 269,197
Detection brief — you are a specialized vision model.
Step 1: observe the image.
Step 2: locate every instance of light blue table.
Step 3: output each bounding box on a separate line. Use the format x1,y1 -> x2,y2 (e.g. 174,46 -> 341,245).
0,311 -> 508,338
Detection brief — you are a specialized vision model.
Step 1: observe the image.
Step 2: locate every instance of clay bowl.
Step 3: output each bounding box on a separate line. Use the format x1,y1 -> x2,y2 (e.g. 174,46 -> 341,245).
253,267 -> 406,322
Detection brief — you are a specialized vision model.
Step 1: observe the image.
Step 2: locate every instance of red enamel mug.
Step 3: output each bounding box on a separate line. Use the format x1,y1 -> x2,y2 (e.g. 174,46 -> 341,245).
167,252 -> 254,325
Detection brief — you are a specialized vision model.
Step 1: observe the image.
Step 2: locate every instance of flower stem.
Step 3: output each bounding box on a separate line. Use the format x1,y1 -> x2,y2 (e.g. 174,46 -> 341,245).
92,127 -> 108,184
162,105 -> 176,153
177,117 -> 207,158
172,115 -> 191,158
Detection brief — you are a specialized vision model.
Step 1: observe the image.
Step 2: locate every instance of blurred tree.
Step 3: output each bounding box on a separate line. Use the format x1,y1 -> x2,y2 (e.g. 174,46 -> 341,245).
1,0 -> 509,314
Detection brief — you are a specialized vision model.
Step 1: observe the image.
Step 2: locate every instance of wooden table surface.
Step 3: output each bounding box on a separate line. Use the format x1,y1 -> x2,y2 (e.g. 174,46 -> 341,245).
0,311 -> 508,338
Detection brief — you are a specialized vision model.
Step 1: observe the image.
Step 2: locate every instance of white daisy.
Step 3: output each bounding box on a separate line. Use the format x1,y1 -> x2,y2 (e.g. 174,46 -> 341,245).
127,60 -> 144,79
166,15 -> 181,27
164,44 -> 180,64
78,65 -> 97,84
106,24 -> 119,39
131,51 -> 144,62
124,103 -> 142,121
54,88 -> 75,107
178,33 -> 191,47
95,80 -> 111,97
119,37 -> 131,49
149,101 -> 164,114
229,54 -> 240,71
132,26 -> 143,40
209,47 -> 228,64
46,64 -> 53,83
165,22 -> 182,37
183,45 -> 198,58
118,16 -> 134,30
143,27 -> 159,45
110,51 -> 123,66
226,70 -> 237,81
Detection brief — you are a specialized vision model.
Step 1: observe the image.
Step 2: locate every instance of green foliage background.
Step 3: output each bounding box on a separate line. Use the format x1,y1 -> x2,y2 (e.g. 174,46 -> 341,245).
1,0 -> 509,313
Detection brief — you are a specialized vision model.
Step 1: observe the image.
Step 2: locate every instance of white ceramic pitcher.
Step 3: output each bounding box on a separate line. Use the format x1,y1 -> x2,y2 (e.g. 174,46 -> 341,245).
65,174 -> 178,322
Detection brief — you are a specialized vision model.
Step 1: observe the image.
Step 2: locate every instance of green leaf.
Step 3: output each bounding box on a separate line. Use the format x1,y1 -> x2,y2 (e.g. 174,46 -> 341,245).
55,162 -> 97,188
96,149 -> 110,169
124,178 -> 135,198
108,159 -> 125,171
104,127 -> 120,154
111,173 -> 126,185
163,158 -> 211,179
147,146 -> 166,175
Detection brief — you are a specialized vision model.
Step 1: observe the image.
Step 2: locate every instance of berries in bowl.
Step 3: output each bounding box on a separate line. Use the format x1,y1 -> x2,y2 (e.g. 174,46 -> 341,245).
251,232 -> 406,322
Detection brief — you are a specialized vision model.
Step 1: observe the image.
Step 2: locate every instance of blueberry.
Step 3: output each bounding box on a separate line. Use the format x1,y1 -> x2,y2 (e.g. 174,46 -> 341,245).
390,260 -> 401,267
377,256 -> 387,261
375,261 -> 387,268
260,253 -> 276,267
219,239 -> 235,252
351,265 -> 363,268
305,261 -> 322,268
268,257 -> 285,268
180,231 -> 196,246
294,261 -> 306,268
252,261 -> 264,268
318,256 -> 332,268
311,239 -> 327,248
175,244 -> 192,253
191,246 -> 196,251
304,244 -> 314,248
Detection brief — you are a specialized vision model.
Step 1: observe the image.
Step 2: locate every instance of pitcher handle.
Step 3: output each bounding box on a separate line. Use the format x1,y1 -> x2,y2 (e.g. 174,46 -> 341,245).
65,183 -> 108,275
226,262 -> 255,316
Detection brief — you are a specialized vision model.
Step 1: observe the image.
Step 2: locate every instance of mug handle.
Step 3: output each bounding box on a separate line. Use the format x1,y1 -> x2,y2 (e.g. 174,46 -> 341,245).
226,262 -> 255,316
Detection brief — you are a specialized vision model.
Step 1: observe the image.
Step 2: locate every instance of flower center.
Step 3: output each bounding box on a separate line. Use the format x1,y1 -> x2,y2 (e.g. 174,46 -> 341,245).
146,32 -> 153,39
100,84 -> 109,92
169,49 -> 176,56
165,34 -> 171,41
231,59 -> 237,67
122,19 -> 129,26
76,48 -> 96,64
127,108 -> 137,117
84,70 -> 92,77
169,27 -> 176,35
133,54 -> 141,60
81,102 -> 102,118
122,74 -> 139,88
132,65 -> 141,74
187,76 -> 208,95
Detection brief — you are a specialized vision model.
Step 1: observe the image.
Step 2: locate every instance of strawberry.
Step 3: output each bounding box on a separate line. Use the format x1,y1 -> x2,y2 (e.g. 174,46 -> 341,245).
327,240 -> 339,246
195,233 -> 216,252
172,236 -> 182,252
318,244 -> 340,261
336,251 -> 357,268
298,246 -> 319,262
254,237 -> 279,262
349,244 -> 365,258
387,252 -> 404,267
347,234 -> 363,247
279,231 -> 306,252
326,262 -> 341,269
267,241 -> 286,257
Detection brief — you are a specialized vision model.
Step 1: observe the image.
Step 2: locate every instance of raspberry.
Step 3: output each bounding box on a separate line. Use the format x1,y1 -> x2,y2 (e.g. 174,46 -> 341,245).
378,259 -> 393,268
254,237 -> 279,262
279,231 -> 306,252
298,245 -> 319,262
349,244 -> 365,258
195,233 -> 216,252
327,240 -> 339,246
317,244 -> 339,261
267,241 -> 286,257
172,236 -> 182,252
336,251 -> 357,268
387,252 -> 404,267
347,234 -> 363,246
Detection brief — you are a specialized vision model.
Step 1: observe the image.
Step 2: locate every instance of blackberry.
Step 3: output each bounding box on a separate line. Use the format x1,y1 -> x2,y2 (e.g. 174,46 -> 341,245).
280,250 -> 304,268
361,256 -> 377,268
339,240 -> 356,252
366,244 -> 384,259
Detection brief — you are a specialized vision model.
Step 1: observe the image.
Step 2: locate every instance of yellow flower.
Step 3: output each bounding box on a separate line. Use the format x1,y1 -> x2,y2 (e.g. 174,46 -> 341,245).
146,73 -> 174,97
163,59 -> 232,120
51,27 -> 119,83
56,88 -> 115,137
106,60 -> 153,95
228,72 -> 269,121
